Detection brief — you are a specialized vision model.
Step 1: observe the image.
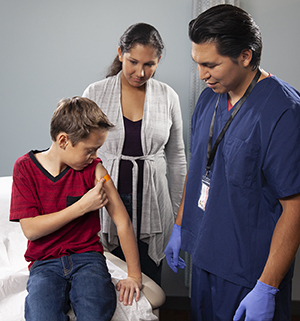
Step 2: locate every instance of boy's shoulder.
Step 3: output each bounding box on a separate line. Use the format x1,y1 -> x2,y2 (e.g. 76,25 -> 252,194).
93,159 -> 108,181
14,151 -> 102,184
14,150 -> 51,173
16,151 -> 31,163
13,151 -> 34,174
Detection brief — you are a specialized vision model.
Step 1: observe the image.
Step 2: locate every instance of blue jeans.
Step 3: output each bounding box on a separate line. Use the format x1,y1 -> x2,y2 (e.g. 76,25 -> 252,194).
25,252 -> 116,321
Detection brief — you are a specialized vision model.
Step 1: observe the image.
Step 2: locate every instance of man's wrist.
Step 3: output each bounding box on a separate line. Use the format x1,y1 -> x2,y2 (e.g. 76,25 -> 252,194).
256,280 -> 279,295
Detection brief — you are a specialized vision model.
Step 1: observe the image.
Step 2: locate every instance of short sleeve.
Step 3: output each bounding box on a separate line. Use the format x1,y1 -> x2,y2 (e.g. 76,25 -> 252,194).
263,107 -> 300,198
10,160 -> 40,221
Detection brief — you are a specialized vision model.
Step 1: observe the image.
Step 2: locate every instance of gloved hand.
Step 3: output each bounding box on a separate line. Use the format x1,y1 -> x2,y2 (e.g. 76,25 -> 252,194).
164,224 -> 186,273
233,280 -> 279,321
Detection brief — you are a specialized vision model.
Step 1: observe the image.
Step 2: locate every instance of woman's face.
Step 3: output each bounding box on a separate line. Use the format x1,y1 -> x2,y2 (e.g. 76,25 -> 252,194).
119,44 -> 161,88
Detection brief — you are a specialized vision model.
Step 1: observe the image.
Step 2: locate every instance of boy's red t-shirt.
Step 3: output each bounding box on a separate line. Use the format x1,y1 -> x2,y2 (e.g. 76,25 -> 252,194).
10,151 -> 104,269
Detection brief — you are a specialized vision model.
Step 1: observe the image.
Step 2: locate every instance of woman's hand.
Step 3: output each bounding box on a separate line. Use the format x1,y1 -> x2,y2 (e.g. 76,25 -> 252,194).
115,276 -> 143,305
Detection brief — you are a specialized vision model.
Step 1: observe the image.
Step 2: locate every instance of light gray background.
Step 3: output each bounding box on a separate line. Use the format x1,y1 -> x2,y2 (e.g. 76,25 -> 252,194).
0,0 -> 192,177
1,0 -> 300,299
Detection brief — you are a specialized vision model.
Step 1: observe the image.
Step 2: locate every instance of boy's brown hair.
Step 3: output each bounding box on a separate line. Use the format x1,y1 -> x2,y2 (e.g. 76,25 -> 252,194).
50,96 -> 114,146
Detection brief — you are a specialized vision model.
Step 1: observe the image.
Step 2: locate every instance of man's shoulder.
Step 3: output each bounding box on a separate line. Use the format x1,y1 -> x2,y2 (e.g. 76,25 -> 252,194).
265,76 -> 300,101
195,87 -> 218,109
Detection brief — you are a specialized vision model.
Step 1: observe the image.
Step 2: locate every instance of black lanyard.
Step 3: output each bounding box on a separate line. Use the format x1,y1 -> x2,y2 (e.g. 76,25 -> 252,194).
206,68 -> 261,175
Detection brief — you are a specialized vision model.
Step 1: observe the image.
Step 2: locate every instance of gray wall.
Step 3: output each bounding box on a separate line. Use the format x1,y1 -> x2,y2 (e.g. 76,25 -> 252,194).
0,0 -> 192,177
241,0 -> 300,90
1,0 -> 300,299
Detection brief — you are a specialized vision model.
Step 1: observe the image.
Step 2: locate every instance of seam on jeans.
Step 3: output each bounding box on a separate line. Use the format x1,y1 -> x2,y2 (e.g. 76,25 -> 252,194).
62,256 -> 73,276
29,260 -> 39,271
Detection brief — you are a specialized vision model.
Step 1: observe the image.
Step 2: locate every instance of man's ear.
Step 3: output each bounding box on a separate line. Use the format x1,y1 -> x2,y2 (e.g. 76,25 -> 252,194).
57,133 -> 69,150
240,49 -> 253,67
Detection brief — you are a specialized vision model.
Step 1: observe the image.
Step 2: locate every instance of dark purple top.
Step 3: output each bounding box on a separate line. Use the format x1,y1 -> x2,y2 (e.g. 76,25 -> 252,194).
118,116 -> 144,194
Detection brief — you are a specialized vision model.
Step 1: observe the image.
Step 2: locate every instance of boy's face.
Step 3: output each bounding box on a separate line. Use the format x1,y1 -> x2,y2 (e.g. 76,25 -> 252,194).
64,129 -> 107,171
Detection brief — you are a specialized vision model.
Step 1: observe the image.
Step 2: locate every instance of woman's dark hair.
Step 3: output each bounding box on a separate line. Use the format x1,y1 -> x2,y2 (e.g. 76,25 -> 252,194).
106,23 -> 164,77
189,4 -> 262,70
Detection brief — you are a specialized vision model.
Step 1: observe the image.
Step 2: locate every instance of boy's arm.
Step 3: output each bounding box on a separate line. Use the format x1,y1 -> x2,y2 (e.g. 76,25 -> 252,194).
20,179 -> 107,241
95,164 -> 142,305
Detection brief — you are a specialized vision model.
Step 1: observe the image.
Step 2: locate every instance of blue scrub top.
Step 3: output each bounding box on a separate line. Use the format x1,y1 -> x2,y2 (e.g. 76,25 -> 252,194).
182,75 -> 300,288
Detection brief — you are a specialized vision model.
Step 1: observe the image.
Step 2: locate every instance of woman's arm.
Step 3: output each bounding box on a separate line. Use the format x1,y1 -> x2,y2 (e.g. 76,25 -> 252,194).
164,91 -> 187,216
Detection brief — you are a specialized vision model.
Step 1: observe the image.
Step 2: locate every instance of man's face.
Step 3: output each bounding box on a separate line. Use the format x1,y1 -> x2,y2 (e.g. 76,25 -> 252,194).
192,41 -> 247,97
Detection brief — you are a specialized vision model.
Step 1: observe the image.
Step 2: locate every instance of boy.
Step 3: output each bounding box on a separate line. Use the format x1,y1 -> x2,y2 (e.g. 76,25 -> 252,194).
10,96 -> 142,321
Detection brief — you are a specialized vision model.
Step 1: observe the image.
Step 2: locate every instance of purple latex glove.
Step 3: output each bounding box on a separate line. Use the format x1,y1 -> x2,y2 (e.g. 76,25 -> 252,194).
233,280 -> 279,321
164,224 -> 186,273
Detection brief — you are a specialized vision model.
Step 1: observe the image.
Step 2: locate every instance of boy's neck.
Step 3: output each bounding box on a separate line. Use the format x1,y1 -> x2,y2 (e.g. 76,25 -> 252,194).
35,144 -> 67,177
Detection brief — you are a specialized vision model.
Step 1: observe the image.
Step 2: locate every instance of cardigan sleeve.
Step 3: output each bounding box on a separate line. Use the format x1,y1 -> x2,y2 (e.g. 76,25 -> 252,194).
164,87 -> 187,217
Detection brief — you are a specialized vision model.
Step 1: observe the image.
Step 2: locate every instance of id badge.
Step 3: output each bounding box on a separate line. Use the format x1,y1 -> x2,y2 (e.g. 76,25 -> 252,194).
198,175 -> 210,211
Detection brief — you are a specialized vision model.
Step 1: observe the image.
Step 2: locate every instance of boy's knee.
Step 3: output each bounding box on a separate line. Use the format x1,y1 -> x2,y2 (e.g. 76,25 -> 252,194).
72,287 -> 116,320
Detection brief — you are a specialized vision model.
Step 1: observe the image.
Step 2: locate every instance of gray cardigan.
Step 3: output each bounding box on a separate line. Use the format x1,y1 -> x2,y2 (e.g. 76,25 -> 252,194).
83,72 -> 187,264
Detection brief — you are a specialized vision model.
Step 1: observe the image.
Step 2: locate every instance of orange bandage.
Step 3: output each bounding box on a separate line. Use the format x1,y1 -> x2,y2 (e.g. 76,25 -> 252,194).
101,173 -> 111,184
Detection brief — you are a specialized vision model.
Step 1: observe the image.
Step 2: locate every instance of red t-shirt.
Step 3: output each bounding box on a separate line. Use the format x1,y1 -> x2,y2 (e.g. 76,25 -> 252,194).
10,151 -> 104,269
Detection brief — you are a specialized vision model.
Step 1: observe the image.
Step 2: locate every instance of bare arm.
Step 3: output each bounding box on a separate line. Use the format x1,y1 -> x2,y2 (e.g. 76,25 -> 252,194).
259,193 -> 300,288
20,179 -> 107,241
95,164 -> 142,305
174,171 -> 188,226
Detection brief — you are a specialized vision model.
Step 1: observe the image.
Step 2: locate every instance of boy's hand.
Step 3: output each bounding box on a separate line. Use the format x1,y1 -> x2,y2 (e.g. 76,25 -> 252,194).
79,178 -> 108,214
115,277 -> 142,306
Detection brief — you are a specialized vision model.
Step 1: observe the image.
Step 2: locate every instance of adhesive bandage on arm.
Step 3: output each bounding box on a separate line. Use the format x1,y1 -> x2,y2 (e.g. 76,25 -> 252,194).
99,173 -> 111,184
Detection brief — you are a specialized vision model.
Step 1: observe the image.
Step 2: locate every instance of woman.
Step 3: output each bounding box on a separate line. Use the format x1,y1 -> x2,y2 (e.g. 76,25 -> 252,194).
83,23 -> 186,285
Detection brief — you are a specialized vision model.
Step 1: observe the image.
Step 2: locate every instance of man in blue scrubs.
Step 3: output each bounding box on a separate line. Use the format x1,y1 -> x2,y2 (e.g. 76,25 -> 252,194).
164,4 -> 300,320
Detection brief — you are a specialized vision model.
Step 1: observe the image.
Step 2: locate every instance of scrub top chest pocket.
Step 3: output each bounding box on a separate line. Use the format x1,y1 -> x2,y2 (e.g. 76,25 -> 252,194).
223,136 -> 260,188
